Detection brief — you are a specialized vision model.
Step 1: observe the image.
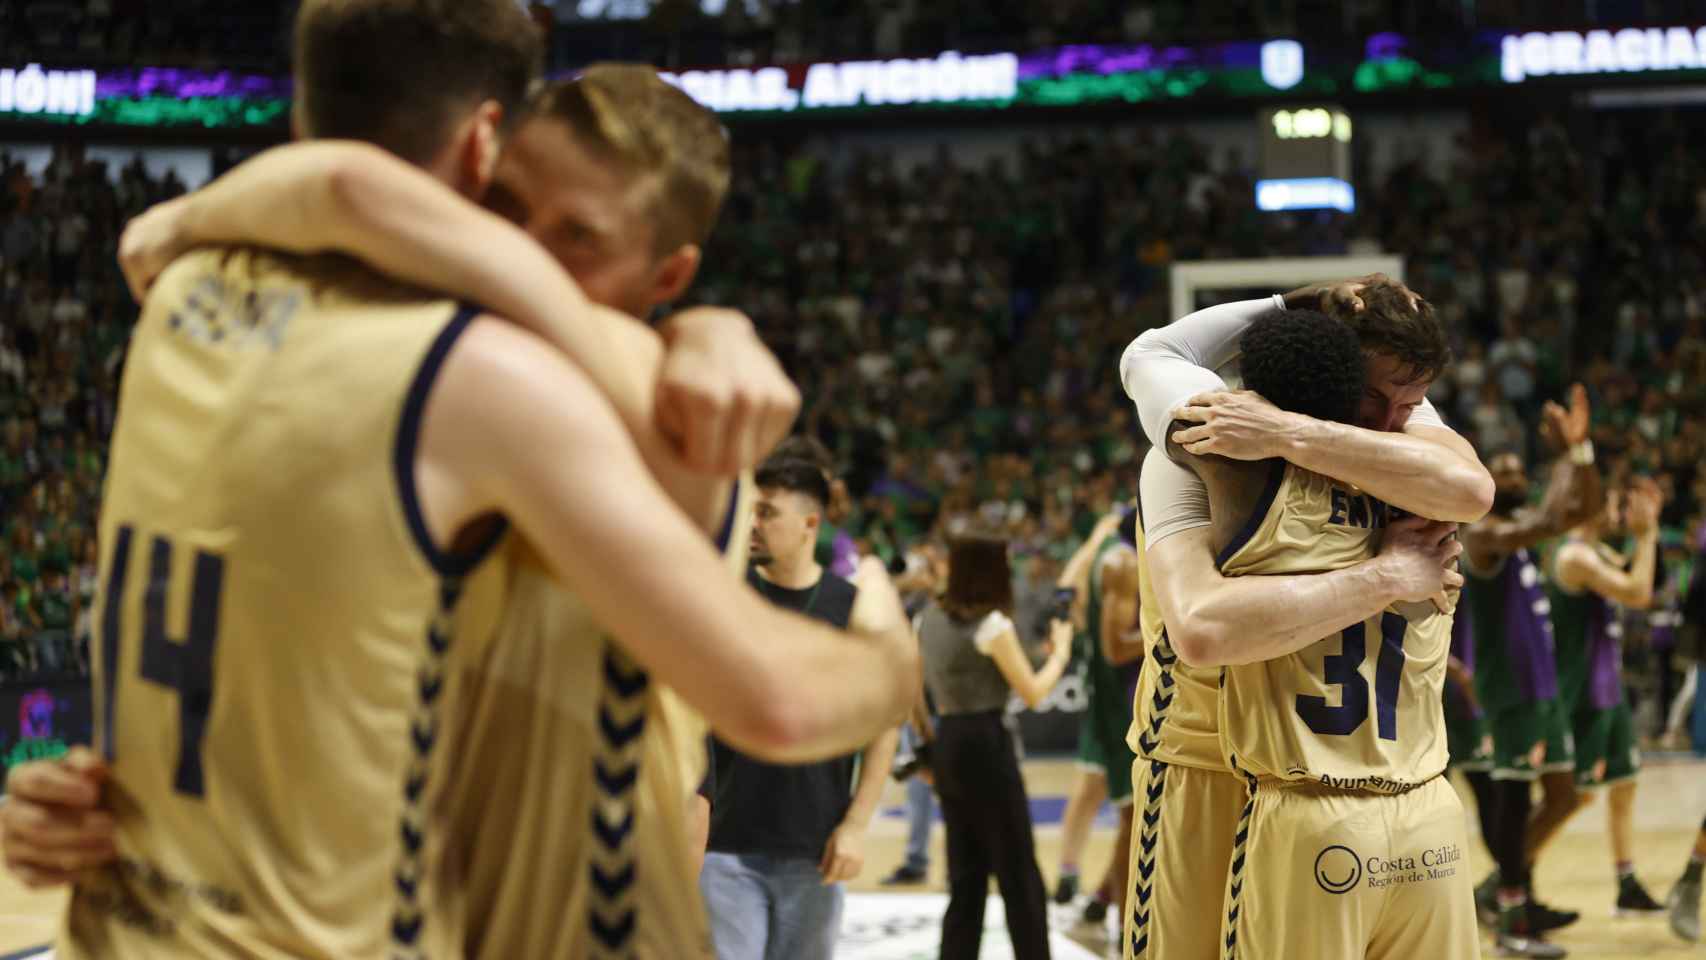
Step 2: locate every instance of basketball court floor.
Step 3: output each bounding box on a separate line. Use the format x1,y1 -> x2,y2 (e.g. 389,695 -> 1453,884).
0,757 -> 1700,958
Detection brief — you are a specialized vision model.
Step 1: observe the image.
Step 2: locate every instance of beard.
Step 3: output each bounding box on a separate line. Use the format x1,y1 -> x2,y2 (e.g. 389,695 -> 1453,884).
750,541 -> 774,566
1492,489 -> 1529,517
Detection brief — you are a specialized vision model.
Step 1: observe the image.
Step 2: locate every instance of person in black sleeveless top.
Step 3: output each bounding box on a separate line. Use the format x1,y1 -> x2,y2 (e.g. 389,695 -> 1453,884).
700,458 -> 900,960
918,534 -> 1074,960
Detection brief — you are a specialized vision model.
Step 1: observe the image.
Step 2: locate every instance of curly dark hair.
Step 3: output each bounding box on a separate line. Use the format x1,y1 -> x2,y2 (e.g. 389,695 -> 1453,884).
1239,308 -> 1365,425
1328,281 -> 1451,385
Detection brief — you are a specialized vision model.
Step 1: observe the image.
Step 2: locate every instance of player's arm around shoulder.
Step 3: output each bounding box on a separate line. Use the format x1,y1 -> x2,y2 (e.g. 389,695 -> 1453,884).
420,320 -> 917,762
120,141 -> 798,480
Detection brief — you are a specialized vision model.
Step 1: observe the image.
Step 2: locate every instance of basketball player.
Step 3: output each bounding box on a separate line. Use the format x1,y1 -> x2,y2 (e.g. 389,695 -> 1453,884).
33,7 -> 918,956
1669,815 -> 1706,942
1075,510 -> 1144,928
1142,306 -> 1473,960
1461,414 -> 1603,957
1537,478 -> 1667,916
8,62 -> 919,957
1053,511 -> 1125,906
1442,610 -> 1500,883
1119,278 -> 1490,960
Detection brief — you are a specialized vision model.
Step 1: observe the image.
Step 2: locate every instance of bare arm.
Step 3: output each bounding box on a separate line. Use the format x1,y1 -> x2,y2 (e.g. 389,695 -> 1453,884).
1556,538 -> 1657,610
124,142 -> 795,487
1059,512 -> 1122,590
1147,525 -> 1448,667
844,729 -> 900,831
424,319 -> 918,763
818,726 -> 900,883
1554,483 -> 1661,609
1167,390 -> 1492,523
1259,418 -> 1494,522
1462,459 -> 1602,564
987,619 -> 1074,709
1098,549 -> 1145,666
1057,511 -> 1122,627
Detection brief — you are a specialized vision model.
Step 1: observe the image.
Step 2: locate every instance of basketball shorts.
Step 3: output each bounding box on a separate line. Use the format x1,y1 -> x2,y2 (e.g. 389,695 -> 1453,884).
1218,775 -> 1478,960
1443,699 -> 1491,772
1489,698 -> 1574,781
1124,761 -> 1245,960
1573,702 -> 1639,788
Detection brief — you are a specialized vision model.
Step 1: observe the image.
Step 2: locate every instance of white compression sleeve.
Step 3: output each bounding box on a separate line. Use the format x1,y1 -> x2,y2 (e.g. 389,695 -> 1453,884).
1138,446 -> 1211,547
1119,295 -> 1287,449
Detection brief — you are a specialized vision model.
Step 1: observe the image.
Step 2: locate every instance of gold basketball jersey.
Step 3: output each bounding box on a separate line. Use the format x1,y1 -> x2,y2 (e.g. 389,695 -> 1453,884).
1128,511 -> 1227,772
65,249 -> 509,959
1217,462 -> 1453,789
440,478 -> 755,960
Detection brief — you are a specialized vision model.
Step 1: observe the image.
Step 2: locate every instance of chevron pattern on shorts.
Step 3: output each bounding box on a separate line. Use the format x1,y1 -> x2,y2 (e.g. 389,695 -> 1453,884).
589,643 -> 650,960
1126,758 -> 1168,957
1220,767 -> 1259,960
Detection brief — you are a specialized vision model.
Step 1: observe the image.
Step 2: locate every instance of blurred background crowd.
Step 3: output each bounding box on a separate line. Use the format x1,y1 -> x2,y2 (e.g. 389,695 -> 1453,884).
1,0 -> 1704,748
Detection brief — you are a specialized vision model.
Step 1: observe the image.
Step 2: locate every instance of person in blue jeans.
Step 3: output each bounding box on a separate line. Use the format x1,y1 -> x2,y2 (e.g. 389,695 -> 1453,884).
880,720 -> 936,885
700,457 -> 900,960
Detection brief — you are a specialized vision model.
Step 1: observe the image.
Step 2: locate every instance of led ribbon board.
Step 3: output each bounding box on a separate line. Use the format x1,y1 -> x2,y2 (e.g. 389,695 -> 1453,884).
6,26 -> 1706,130
656,39 -> 1329,115
0,65 -> 290,127
1498,25 -> 1706,82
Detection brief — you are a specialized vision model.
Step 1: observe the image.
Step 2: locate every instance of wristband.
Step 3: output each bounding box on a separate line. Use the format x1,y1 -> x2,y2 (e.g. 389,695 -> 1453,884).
1569,440 -> 1594,466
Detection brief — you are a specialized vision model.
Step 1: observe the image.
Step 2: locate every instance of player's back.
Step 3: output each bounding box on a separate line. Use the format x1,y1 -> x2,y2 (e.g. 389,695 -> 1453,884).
440,482 -> 754,960
1218,462 -> 1453,790
67,248 -> 507,959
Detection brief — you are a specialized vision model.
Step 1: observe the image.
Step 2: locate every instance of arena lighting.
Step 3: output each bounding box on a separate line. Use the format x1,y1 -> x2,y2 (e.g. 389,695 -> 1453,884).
10,26 -> 1706,130
1501,26 -> 1706,82
1255,177 -> 1356,213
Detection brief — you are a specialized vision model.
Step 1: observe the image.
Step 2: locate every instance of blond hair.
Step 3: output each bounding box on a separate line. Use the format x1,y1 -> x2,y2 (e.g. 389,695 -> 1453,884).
525,64 -> 731,253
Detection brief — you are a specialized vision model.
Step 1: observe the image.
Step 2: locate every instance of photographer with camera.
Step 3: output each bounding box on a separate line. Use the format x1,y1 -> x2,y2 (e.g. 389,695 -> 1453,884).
917,533 -> 1075,960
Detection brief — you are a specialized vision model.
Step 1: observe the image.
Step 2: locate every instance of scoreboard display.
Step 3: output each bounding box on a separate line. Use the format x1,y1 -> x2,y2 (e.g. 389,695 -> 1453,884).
1256,104 -> 1354,212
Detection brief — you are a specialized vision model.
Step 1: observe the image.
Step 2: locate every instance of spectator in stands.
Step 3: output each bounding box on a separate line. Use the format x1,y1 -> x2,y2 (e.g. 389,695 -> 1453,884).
35,567 -> 72,675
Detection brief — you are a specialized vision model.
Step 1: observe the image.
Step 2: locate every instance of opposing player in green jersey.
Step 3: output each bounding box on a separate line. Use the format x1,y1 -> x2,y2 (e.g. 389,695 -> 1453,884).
1074,511 -> 1144,929
1539,478 -> 1667,917
1461,389 -> 1603,957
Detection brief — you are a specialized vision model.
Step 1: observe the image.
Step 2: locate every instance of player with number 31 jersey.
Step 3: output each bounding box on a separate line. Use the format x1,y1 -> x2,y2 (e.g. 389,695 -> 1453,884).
1217,462 -> 1452,789
1216,459 -> 1475,960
